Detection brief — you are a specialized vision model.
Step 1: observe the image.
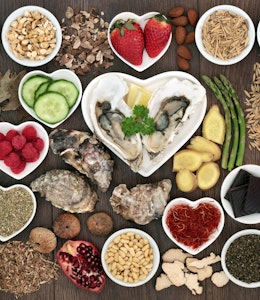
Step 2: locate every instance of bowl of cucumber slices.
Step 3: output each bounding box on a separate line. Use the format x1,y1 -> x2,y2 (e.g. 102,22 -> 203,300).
18,69 -> 82,128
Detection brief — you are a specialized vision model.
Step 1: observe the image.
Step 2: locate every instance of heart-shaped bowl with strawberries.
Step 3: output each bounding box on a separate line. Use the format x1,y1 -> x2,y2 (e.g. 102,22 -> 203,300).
108,12 -> 172,72
0,121 -> 49,180
162,197 -> 225,255
0,184 -> 36,242
18,69 -> 82,128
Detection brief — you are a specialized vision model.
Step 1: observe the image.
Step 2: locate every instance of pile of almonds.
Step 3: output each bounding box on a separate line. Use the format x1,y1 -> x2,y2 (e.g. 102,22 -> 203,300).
168,6 -> 198,71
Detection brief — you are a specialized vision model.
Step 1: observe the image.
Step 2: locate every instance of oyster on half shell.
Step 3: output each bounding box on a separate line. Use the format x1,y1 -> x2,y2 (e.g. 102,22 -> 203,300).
142,77 -> 206,158
89,74 -> 143,172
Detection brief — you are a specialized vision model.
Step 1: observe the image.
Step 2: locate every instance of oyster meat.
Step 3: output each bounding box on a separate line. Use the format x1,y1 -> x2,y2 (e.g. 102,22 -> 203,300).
89,74 -> 143,172
49,129 -> 114,192
143,77 -> 206,157
30,169 -> 98,213
109,179 -> 172,225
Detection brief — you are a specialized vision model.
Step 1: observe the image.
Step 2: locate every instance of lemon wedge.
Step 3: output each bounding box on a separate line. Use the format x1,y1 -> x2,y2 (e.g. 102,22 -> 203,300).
125,83 -> 152,108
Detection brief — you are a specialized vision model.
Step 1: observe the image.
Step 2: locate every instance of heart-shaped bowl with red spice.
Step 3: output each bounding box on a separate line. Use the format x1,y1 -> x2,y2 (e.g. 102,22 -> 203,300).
162,197 -> 225,255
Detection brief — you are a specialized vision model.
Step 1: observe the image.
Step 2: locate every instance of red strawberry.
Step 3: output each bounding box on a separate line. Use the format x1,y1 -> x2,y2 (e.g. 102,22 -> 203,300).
144,14 -> 172,58
110,19 -> 145,65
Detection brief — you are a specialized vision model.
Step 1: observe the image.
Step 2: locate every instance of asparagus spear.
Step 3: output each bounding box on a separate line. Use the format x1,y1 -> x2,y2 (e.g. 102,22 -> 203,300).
201,75 -> 231,169
219,74 -> 246,166
214,76 -> 239,171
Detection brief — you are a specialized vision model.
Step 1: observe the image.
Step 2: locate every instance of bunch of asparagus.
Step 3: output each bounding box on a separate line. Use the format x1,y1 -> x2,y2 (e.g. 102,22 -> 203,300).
202,74 -> 246,171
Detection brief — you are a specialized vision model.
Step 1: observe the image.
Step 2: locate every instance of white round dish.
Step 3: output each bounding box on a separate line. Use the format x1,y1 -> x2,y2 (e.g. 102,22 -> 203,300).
19,69 -> 82,128
81,71 -> 207,177
1,5 -> 62,67
221,229 -> 260,288
257,21 -> 260,47
195,5 -> 255,65
220,164 -> 260,224
0,184 -> 37,242
101,228 -> 160,287
0,121 -> 49,180
162,197 -> 225,255
108,12 -> 172,72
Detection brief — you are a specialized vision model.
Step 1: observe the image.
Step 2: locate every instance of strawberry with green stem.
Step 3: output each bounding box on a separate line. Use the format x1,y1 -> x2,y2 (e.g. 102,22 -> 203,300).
144,14 -> 172,58
110,19 -> 145,65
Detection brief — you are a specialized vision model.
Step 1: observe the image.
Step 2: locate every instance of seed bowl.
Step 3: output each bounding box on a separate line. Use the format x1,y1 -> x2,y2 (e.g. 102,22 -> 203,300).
195,5 -> 255,65
221,229 -> 260,288
1,5 -> 62,67
101,228 -> 160,287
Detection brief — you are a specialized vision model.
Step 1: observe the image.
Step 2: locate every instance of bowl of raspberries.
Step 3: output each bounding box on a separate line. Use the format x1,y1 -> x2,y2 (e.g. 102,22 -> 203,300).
0,121 -> 49,179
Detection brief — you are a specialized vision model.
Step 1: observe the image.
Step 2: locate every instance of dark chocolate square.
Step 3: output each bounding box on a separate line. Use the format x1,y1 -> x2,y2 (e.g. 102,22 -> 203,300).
243,175 -> 260,214
228,184 -> 248,218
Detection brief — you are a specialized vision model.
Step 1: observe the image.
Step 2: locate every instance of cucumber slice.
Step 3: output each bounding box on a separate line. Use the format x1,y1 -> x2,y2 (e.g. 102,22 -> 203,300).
47,79 -> 79,107
34,92 -> 70,124
22,75 -> 51,107
35,81 -> 52,99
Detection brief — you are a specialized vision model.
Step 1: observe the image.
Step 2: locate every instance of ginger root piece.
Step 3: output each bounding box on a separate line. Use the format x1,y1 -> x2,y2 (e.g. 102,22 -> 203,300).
187,136 -> 221,161
188,252 -> 221,269
162,261 -> 186,286
186,258 -> 213,281
176,169 -> 198,192
185,272 -> 203,295
202,105 -> 226,145
211,271 -> 229,287
155,273 -> 173,291
196,162 -> 220,190
162,248 -> 193,263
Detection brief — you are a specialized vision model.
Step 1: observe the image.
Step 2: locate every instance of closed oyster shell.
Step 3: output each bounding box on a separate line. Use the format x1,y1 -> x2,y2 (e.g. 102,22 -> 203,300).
30,169 -> 98,213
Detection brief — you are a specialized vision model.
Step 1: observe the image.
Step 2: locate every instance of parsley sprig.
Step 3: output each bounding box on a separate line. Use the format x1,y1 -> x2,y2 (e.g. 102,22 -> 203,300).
121,105 -> 155,137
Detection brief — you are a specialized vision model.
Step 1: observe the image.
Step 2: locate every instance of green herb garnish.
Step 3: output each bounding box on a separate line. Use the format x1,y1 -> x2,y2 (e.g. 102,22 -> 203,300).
121,105 -> 155,137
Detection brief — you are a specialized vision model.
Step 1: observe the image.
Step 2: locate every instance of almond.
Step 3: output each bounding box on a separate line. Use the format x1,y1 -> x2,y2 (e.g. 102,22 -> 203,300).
172,16 -> 189,27
175,26 -> 186,45
177,56 -> 190,71
176,45 -> 192,60
168,6 -> 185,18
184,31 -> 195,44
187,9 -> 199,26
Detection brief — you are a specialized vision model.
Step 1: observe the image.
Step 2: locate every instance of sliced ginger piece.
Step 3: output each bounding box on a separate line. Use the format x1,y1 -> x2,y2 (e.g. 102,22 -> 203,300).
187,136 -> 222,161
155,273 -> 173,291
196,162 -> 220,190
173,149 -> 212,172
162,248 -> 192,263
202,105 -> 226,145
176,169 -> 198,192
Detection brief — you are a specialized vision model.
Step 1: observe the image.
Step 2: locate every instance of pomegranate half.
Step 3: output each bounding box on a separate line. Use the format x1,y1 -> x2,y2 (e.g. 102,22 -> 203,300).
57,240 -> 106,292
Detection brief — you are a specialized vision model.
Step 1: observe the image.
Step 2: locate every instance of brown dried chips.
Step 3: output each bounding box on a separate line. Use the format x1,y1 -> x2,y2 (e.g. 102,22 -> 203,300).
202,10 -> 249,60
56,6 -> 114,75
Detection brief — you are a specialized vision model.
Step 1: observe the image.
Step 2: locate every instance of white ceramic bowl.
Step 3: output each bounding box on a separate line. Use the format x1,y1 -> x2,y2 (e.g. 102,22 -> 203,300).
101,228 -> 160,287
195,5 -> 255,65
162,197 -> 225,255
0,121 -> 49,180
108,12 -> 172,72
220,164 -> 260,224
19,69 -> 82,128
1,5 -> 62,67
221,229 -> 260,288
0,184 -> 37,242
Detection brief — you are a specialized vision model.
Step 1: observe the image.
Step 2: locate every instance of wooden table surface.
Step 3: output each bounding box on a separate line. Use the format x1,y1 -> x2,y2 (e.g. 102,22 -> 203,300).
0,0 -> 259,299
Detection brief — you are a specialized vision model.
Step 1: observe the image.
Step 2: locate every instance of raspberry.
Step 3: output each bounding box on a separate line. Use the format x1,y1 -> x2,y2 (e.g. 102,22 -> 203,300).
0,140 -> 13,159
22,143 -> 39,162
22,125 -> 37,141
11,160 -> 26,174
32,137 -> 44,152
5,130 -> 19,141
0,133 -> 5,141
12,134 -> 26,150
4,152 -> 21,168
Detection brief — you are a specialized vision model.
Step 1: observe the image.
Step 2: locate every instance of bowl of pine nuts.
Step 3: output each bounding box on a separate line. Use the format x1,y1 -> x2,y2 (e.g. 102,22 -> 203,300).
101,228 -> 160,287
1,6 -> 62,67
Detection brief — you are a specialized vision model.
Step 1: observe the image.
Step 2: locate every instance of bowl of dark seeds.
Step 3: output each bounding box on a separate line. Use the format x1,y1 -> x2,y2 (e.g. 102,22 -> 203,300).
221,229 -> 260,288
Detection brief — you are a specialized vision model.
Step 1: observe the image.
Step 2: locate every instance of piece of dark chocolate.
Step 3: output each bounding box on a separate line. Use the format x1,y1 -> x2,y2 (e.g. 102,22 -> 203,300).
243,175 -> 260,213
228,184 -> 248,218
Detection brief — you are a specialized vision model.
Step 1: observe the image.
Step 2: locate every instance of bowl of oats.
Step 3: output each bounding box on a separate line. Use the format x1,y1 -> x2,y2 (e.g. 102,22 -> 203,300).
1,6 -> 62,67
195,5 -> 255,65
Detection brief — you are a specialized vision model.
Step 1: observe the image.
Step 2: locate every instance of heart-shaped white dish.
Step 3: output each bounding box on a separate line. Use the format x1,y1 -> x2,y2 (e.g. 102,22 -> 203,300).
108,12 -> 172,72
18,69 -> 82,128
0,121 -> 49,180
81,71 -> 207,177
0,184 -> 36,242
162,197 -> 225,255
